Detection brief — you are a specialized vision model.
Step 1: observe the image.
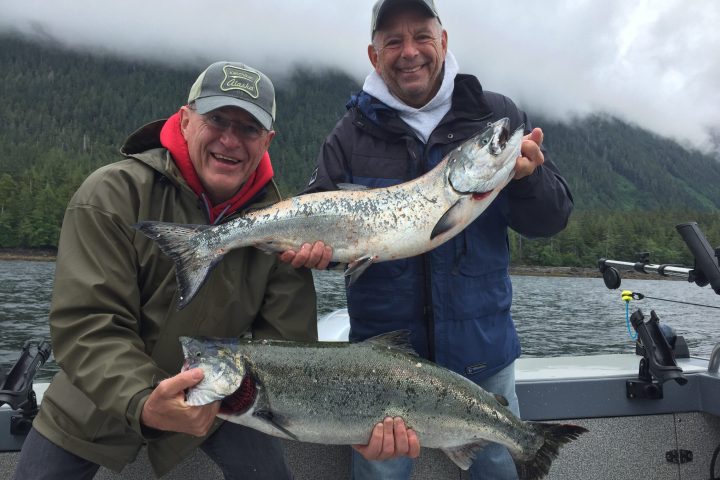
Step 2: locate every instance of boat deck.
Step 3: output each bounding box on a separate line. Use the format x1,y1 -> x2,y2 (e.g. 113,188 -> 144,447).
3,354 -> 720,479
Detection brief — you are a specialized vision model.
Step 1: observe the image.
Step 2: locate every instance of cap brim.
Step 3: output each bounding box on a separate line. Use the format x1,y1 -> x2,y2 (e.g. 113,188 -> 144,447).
193,96 -> 273,130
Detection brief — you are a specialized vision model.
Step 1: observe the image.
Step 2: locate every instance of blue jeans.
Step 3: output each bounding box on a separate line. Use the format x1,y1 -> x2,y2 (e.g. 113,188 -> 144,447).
351,362 -> 520,480
13,422 -> 292,480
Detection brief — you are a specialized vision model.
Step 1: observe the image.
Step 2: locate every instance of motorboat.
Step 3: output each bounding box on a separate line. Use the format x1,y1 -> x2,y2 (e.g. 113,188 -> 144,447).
2,222 -> 719,479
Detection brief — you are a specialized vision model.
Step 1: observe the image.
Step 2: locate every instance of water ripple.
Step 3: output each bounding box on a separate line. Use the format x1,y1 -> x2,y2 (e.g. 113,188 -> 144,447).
2,263 -> 719,383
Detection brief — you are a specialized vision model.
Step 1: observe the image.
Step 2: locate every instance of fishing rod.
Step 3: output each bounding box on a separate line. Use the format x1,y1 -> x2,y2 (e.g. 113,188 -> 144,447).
598,222 -> 720,296
597,222 -> 720,400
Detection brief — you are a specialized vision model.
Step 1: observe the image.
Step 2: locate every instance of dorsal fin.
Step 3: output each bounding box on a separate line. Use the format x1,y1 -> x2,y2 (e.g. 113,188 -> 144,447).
363,330 -> 419,357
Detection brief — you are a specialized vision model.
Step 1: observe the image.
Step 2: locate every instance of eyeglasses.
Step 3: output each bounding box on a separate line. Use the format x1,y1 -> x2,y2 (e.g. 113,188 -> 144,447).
190,107 -> 267,140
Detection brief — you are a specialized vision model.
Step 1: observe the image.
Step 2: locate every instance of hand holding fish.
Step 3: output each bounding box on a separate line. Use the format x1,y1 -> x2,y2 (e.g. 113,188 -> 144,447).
140,368 -> 220,437
352,416 -> 421,461
278,240 -> 333,269
180,335 -> 587,479
514,128 -> 545,180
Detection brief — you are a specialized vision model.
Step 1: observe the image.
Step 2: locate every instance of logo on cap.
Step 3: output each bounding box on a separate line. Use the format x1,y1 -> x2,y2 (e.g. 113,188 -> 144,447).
220,65 -> 261,99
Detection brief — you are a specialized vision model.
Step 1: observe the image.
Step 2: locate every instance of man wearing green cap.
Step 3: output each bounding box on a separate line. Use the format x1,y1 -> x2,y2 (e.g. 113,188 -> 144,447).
303,0 -> 574,479
12,61 -> 331,479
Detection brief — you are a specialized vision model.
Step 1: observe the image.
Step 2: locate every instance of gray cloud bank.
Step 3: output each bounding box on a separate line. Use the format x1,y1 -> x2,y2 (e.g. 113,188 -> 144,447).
2,0 -> 718,154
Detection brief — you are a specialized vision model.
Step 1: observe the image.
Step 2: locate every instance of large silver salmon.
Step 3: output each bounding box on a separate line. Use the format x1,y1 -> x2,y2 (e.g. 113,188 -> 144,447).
180,333 -> 587,480
137,118 -> 521,308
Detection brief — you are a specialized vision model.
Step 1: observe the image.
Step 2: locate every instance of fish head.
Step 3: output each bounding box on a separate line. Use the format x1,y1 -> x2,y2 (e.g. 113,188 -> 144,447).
446,117 -> 523,196
180,336 -> 247,406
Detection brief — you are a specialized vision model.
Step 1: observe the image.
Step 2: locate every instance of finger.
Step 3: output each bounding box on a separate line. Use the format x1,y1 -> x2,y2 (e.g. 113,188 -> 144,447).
156,369 -> 204,397
307,241 -> 327,266
523,127 -> 543,147
520,139 -> 540,160
291,243 -> 312,268
379,416 -> 396,458
316,245 -> 333,270
407,429 -> 421,458
520,140 -> 544,169
278,250 -> 296,264
513,157 -> 535,180
392,417 -> 409,454
352,422 -> 383,459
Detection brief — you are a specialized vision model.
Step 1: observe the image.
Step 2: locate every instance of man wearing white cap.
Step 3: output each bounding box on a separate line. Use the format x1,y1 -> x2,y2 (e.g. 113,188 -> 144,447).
304,1 -> 574,478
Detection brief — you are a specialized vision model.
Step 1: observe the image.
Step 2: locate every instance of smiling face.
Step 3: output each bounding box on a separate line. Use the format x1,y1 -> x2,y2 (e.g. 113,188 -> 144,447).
369,5 -> 447,108
180,105 -> 275,204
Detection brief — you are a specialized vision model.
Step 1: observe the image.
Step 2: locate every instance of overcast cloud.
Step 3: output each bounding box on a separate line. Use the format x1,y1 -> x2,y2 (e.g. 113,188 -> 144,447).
1,0 -> 718,153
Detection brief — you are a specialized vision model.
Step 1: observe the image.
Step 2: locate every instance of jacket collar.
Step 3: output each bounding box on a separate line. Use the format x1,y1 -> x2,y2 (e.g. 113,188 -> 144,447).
350,74 -> 495,137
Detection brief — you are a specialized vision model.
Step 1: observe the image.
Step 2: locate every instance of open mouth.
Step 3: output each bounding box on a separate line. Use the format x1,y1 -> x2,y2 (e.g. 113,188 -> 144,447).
212,153 -> 241,165
399,65 -> 423,74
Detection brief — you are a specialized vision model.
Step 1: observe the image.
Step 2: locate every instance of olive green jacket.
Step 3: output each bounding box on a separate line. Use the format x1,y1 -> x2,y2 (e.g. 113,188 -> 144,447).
33,121 -> 318,476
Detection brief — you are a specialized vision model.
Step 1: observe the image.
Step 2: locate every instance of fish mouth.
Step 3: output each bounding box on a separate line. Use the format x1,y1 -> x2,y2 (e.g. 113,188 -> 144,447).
446,119 -> 521,196
471,191 -> 491,200
489,123 -> 510,155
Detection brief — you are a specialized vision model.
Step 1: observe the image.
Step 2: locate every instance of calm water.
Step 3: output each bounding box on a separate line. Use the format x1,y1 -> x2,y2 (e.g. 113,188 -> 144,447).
2,261 -> 719,382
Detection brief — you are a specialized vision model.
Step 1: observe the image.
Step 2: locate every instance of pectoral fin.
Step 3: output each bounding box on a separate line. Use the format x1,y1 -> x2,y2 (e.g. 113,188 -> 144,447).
431,199 -> 468,240
253,410 -> 298,441
441,441 -> 490,470
345,255 -> 376,286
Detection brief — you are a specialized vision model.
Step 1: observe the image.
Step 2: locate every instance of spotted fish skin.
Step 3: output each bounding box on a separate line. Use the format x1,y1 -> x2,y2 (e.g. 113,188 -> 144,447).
136,118 -> 522,309
180,334 -> 587,480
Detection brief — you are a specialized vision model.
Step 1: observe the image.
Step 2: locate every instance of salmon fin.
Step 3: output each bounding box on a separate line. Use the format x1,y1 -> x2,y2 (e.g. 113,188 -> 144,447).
134,221 -> 220,310
494,393 -> 509,407
364,330 -> 419,357
513,422 -> 588,480
336,183 -> 369,191
345,255 -> 375,286
441,441 -> 489,470
430,199 -> 467,240
253,409 -> 299,441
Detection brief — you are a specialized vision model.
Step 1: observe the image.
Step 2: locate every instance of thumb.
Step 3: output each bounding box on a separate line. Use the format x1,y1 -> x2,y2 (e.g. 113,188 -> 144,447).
157,368 -> 204,397
526,127 -> 543,147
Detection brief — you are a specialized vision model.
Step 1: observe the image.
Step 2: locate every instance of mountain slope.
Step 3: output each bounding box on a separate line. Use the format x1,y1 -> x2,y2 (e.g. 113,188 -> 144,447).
1,33 -> 718,254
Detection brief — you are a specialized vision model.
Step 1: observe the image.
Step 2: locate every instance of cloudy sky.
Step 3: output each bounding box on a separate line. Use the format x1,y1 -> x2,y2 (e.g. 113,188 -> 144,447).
2,0 -> 718,153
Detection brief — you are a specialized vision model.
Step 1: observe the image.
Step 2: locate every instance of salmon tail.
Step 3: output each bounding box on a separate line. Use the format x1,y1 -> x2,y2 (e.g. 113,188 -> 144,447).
514,423 -> 588,480
135,221 -> 220,309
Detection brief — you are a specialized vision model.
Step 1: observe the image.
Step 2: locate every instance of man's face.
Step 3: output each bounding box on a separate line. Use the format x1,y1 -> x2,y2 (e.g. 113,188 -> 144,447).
180,106 -> 274,204
369,7 -> 447,108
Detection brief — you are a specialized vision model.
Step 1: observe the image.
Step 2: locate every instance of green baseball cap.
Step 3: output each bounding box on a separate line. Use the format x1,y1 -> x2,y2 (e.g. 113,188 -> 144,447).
187,61 -> 276,130
370,0 -> 440,38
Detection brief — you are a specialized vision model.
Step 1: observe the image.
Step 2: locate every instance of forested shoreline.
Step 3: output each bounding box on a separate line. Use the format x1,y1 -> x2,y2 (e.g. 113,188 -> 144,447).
2,33 -> 719,269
